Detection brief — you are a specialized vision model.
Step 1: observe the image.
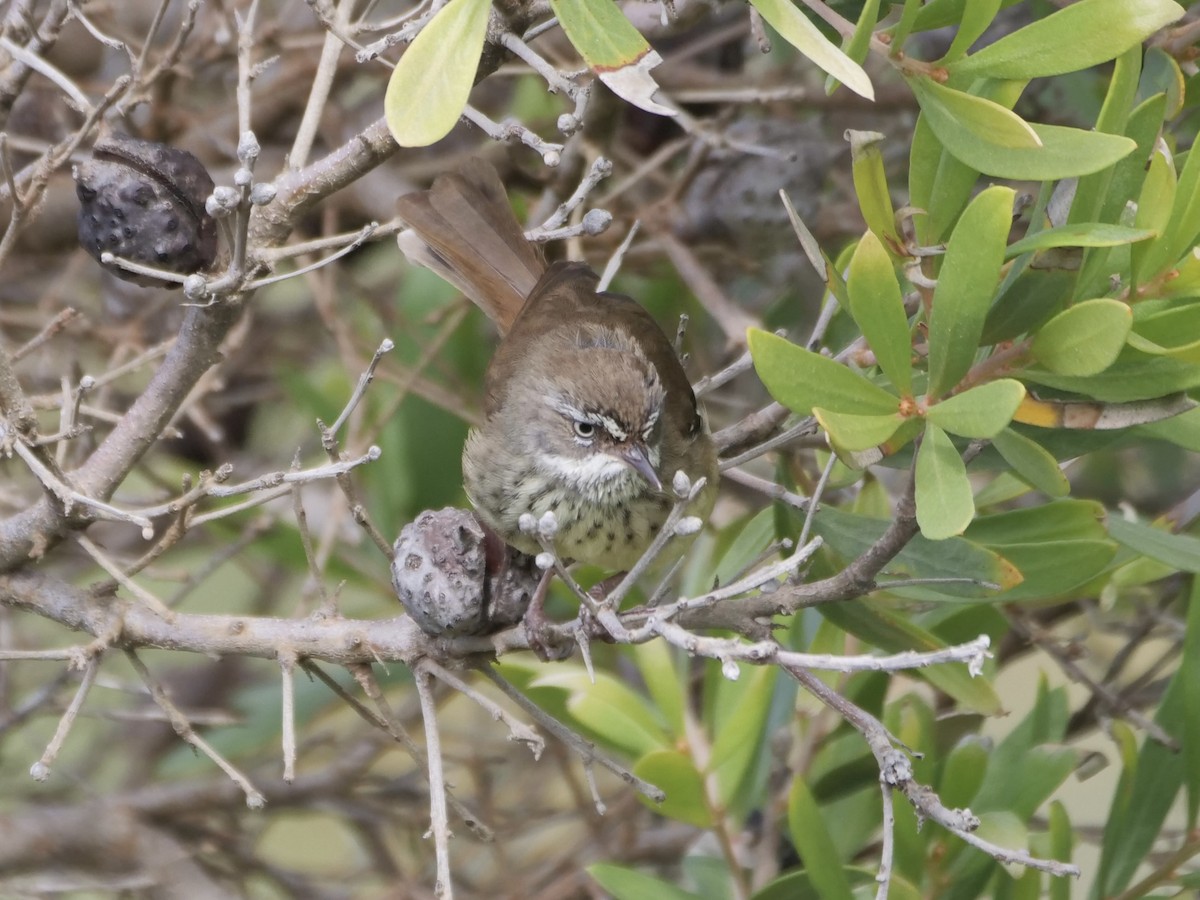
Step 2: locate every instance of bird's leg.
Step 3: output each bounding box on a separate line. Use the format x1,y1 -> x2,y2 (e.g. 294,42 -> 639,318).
521,569 -> 574,661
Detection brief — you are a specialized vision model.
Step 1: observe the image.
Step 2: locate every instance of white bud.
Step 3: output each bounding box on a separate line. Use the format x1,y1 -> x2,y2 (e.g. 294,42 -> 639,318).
249,182 -> 276,206
518,513 -> 538,535
234,167 -> 253,187
542,149 -> 561,167
674,516 -> 702,536
535,552 -> 555,570
237,131 -> 261,164
183,274 -> 208,300
721,658 -> 740,681
582,209 -> 612,235
78,375 -> 96,391
538,510 -> 559,539
672,470 -> 692,497
557,113 -> 579,135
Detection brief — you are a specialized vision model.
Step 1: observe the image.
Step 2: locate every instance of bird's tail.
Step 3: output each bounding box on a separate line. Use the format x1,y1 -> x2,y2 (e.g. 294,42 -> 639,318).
395,159 -> 545,333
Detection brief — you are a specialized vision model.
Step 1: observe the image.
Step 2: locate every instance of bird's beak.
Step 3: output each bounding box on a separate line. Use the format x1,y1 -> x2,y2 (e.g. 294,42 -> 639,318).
620,443 -> 662,492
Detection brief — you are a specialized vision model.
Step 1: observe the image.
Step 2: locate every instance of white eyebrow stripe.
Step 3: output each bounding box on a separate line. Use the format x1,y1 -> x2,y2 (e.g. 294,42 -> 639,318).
599,415 -> 627,442
547,397 -> 630,442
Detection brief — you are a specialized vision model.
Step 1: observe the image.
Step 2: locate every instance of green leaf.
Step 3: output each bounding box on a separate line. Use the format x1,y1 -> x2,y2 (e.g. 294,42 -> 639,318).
383,0 -> 491,147
588,864 -> 703,900
814,408 -> 905,452
1136,112 -> 1200,279
909,76 -> 1041,151
1048,802 -> 1075,900
632,750 -> 712,828
1030,299 -> 1132,376
1004,223 -> 1156,259
1022,345 -> 1200,402
631,640 -> 685,734
786,777 -> 854,900
940,738 -> 989,808
966,502 -> 1117,601
846,229 -> 913,394
1068,46 -> 1143,227
926,380 -> 1026,438
1093,618 -> 1191,894
991,428 -> 1070,497
749,0 -> 874,100
948,0 -> 1185,80
752,869 -> 923,900
1140,405 -> 1200,450
709,665 -> 776,806
938,0 -> 1001,64
1183,577 -> 1200,830
749,329 -> 899,416
1106,515 -> 1200,573
847,132 -> 902,254
550,0 -> 674,115
920,107 -> 1137,180
916,424 -> 975,540
814,505 -> 1024,599
1131,141 -> 1179,282
533,669 -> 669,756
927,186 -> 1015,397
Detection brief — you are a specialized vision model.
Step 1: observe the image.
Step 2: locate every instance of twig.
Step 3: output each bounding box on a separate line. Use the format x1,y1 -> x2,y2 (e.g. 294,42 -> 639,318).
328,338 -> 395,437
279,650 -> 297,782
722,466 -> 808,509
461,104 -> 563,167
421,659 -> 544,758
799,452 -> 836,548
597,220 -> 640,292
29,653 -> 100,781
787,662 -> 1080,879
126,649 -> 266,808
413,665 -> 454,898
76,534 -> 174,620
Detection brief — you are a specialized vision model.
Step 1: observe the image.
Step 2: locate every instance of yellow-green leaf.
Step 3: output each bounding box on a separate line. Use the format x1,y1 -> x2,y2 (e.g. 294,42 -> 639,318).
846,229 -> 913,394
1005,223 -> 1157,260
927,186 -> 1015,397
749,329 -> 899,416
847,131 -> 902,253
383,0 -> 491,147
949,0 -> 1185,80
632,750 -> 712,828
749,0 -> 874,100
1031,298 -> 1132,376
991,427 -> 1070,497
916,424 -> 975,540
814,408 -> 906,452
909,76 -> 1042,151
926,379 -> 1026,438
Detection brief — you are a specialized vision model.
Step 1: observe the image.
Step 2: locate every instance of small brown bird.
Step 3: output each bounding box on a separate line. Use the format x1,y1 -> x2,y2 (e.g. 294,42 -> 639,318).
395,160 -> 717,572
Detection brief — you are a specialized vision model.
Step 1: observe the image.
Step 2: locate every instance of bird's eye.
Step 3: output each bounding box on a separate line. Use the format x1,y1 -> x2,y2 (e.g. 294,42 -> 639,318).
573,421 -> 596,439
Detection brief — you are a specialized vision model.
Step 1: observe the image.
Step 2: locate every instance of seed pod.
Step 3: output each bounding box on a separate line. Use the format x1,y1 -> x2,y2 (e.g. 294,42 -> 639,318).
75,134 -> 218,288
391,508 -> 537,637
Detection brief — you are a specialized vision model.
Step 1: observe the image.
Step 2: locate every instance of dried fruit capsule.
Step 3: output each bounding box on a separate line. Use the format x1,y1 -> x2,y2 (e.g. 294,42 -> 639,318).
75,134 -> 218,288
391,508 -> 536,636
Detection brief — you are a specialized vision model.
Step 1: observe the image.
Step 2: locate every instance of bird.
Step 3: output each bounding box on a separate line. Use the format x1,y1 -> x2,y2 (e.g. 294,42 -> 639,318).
395,159 -> 717,574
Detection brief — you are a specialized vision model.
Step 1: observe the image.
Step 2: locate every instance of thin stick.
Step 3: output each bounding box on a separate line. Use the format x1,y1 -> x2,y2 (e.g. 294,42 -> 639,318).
413,665 -> 454,898
126,650 -> 266,808
29,654 -> 100,781
280,650 -> 297,782
421,659 -> 544,758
